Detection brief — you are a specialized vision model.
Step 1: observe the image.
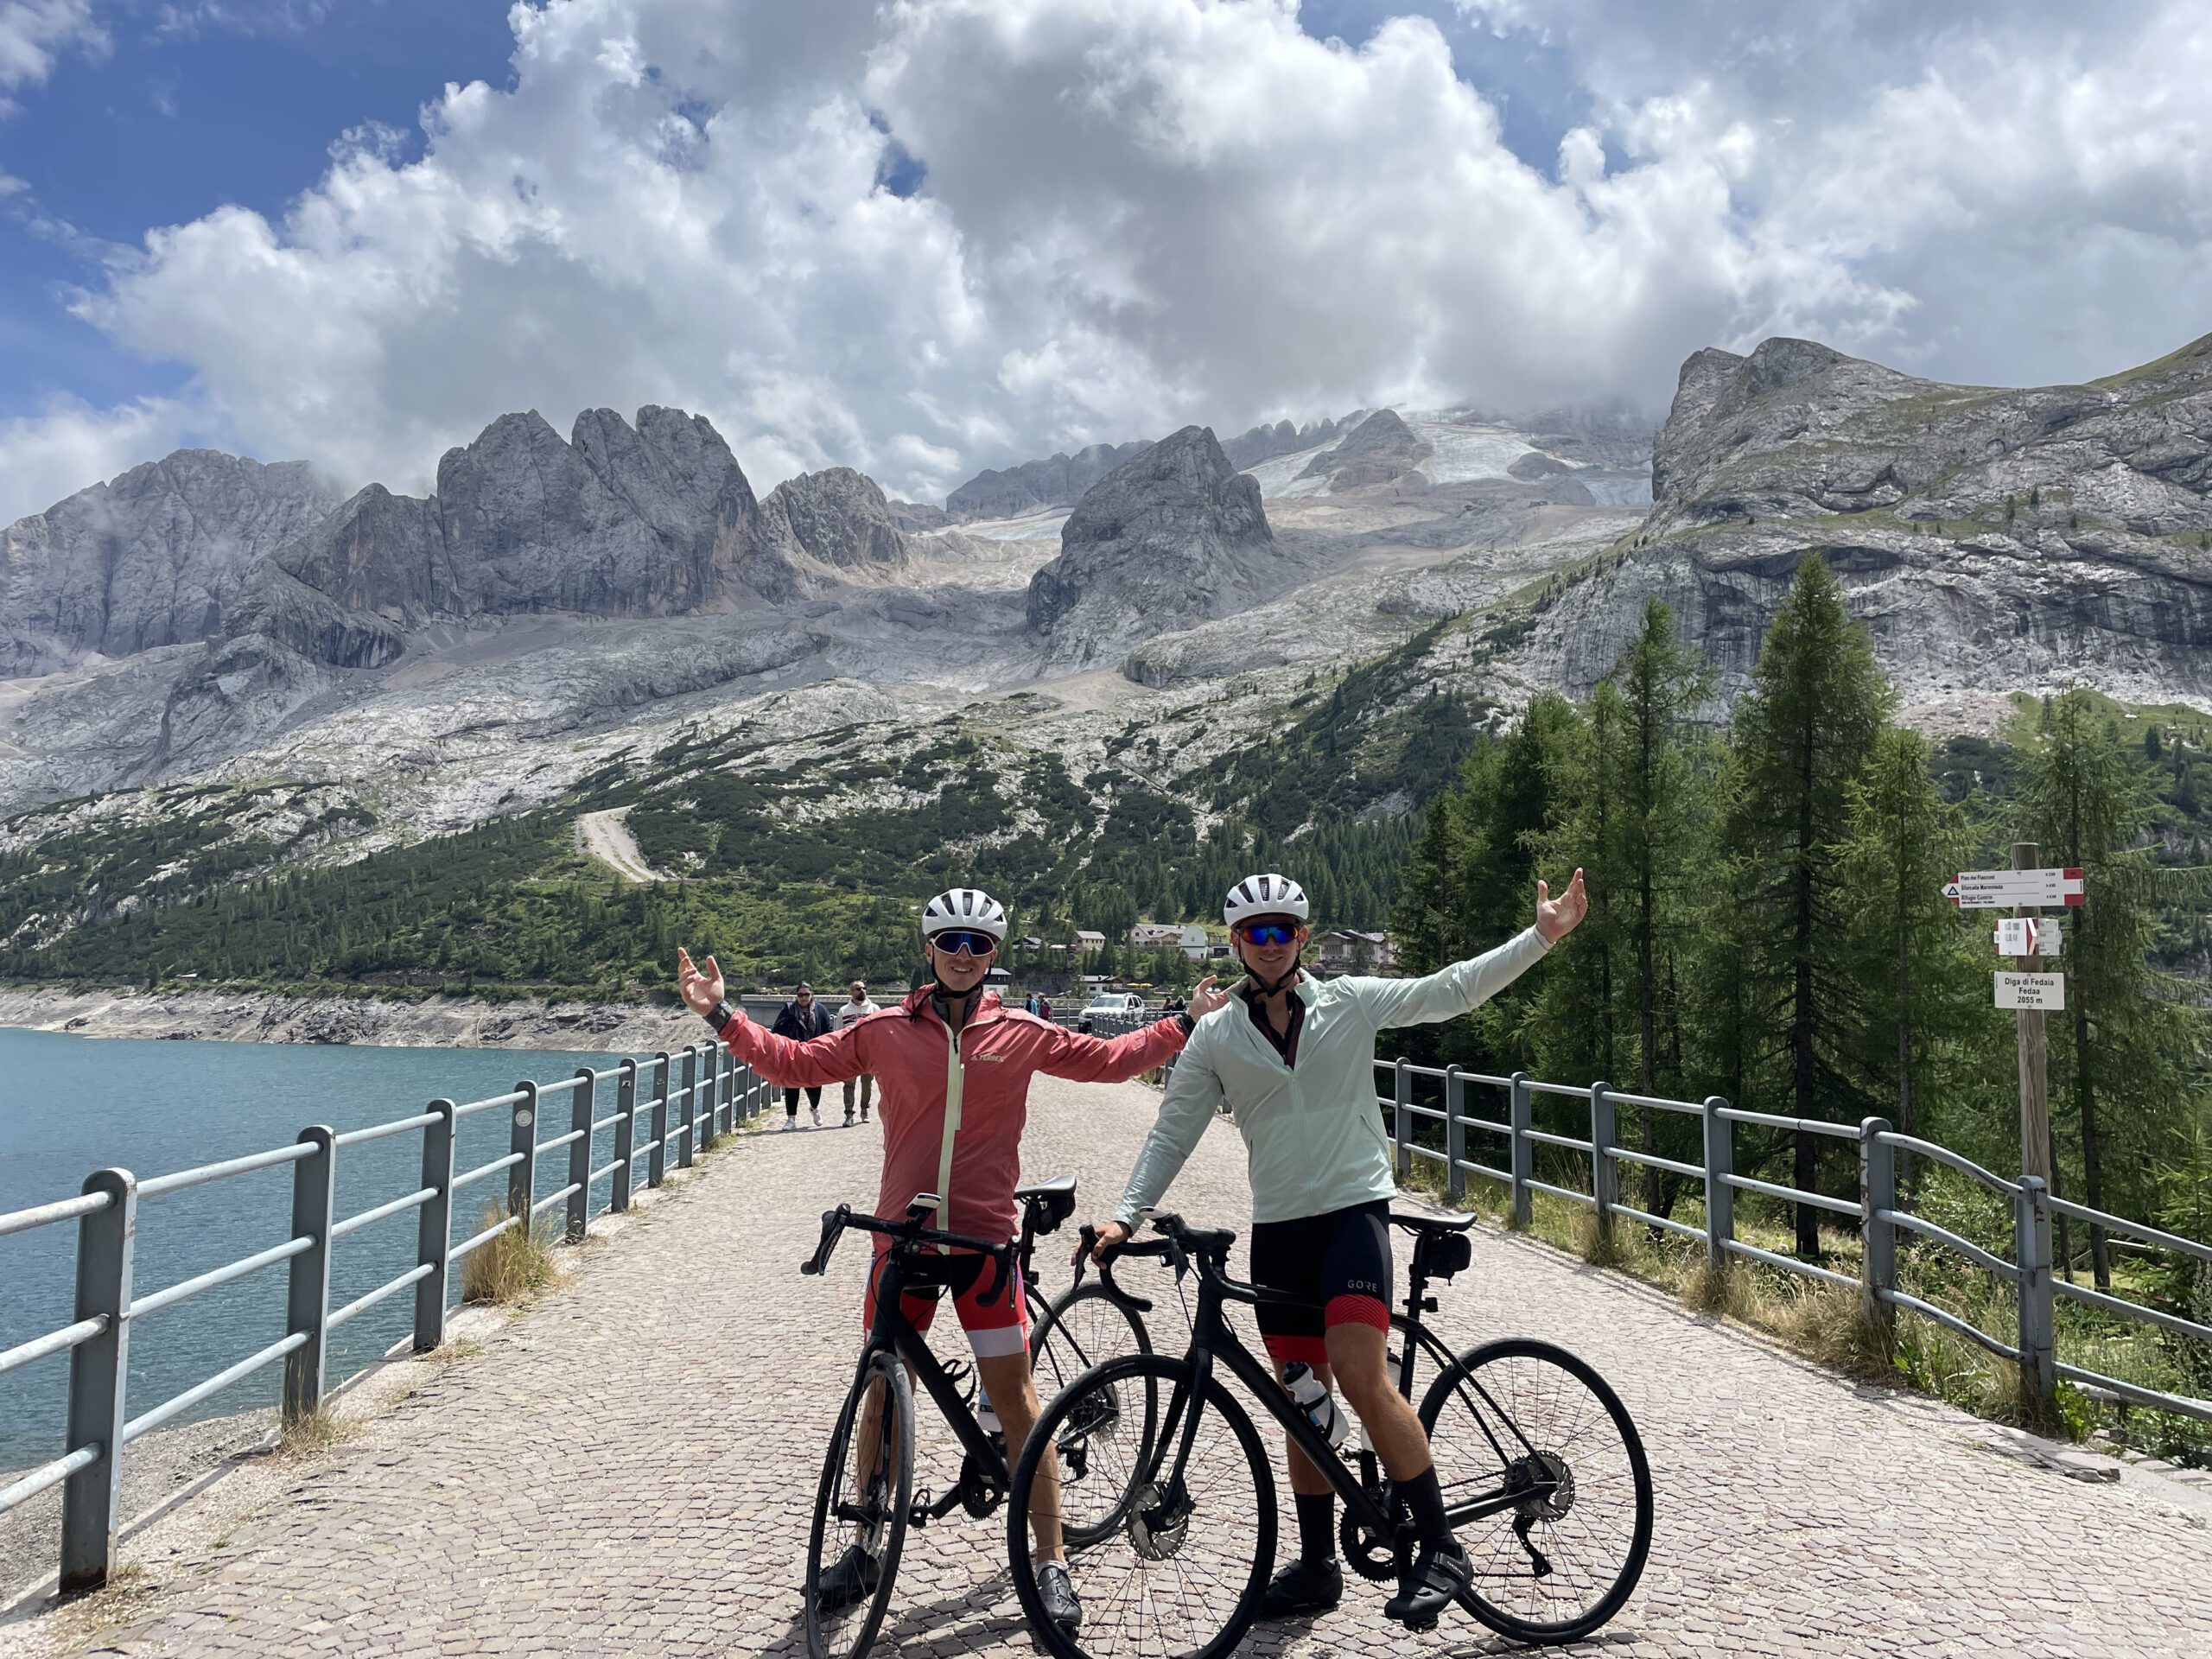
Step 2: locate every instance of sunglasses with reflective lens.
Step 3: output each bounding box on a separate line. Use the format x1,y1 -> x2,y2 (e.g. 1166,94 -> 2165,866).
1236,922 -> 1300,947
931,930 -> 999,957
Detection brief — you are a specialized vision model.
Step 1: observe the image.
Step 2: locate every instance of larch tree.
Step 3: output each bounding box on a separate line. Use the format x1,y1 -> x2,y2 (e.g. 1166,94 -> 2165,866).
1725,556 -> 1896,1255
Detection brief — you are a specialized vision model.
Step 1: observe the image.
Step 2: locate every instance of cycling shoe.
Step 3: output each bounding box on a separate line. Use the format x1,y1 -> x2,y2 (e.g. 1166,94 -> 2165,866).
1259,1556 -> 1344,1618
1382,1544 -> 1471,1627
814,1542 -> 880,1611
1038,1560 -> 1083,1630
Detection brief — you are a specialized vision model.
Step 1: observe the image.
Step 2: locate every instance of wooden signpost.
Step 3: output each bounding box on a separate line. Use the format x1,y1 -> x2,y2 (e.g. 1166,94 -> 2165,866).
1948,845 -> 2071,1187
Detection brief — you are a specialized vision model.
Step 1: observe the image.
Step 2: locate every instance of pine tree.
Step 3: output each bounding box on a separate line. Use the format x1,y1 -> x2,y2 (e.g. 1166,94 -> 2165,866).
2016,689 -> 2212,1287
1833,727 -> 1992,1189
1725,556 -> 1896,1254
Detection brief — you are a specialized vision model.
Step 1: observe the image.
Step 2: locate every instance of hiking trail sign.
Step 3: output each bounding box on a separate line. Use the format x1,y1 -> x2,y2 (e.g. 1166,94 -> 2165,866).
1943,868 -> 2084,909
1994,918 -> 2063,957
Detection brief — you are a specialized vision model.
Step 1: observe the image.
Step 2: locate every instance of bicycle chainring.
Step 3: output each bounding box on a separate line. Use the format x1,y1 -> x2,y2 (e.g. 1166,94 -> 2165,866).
1338,1512 -> 1403,1583
957,1450 -> 1007,1520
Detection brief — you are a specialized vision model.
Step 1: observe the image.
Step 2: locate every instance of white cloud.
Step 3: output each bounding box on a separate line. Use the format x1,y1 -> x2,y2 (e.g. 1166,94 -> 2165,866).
0,0 -> 105,108
3,0 -> 2209,527
0,395 -> 199,518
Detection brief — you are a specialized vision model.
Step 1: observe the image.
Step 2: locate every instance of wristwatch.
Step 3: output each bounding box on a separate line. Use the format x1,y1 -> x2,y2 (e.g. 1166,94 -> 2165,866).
1174,1012 -> 1195,1036
706,999 -> 737,1034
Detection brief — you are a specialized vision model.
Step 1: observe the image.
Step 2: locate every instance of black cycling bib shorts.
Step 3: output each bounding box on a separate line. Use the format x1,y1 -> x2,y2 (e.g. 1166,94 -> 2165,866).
1248,1198 -> 1393,1367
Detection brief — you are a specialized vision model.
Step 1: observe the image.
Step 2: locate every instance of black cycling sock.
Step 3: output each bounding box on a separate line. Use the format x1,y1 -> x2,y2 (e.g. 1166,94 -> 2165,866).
1400,1466 -> 1456,1553
1295,1491 -> 1336,1565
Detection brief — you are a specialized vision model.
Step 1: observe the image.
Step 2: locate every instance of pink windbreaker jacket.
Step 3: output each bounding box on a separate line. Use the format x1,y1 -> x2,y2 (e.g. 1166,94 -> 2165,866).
717,985 -> 1187,1242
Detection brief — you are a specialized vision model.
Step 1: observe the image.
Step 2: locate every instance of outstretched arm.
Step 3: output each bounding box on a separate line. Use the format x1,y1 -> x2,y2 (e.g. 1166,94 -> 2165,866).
1035,1012 -> 1187,1084
1354,869 -> 1586,1031
677,947 -> 867,1087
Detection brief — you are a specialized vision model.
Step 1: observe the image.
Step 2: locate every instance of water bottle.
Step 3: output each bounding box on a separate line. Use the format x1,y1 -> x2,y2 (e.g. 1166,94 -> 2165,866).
1282,1362 -> 1350,1449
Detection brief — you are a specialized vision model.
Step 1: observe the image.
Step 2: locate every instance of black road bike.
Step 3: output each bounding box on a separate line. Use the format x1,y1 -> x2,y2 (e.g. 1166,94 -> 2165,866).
1005,1211 -> 1654,1659
797,1177 -> 1147,1659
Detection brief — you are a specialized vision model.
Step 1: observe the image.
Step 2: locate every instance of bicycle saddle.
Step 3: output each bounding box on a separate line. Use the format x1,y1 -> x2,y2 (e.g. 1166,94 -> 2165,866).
1389,1211 -> 1475,1236
1015,1174 -> 1077,1234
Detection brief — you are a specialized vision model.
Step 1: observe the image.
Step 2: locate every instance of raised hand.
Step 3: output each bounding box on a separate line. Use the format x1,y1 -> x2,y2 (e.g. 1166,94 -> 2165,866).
676,947 -> 725,1015
1535,868 -> 1588,943
1185,974 -> 1228,1019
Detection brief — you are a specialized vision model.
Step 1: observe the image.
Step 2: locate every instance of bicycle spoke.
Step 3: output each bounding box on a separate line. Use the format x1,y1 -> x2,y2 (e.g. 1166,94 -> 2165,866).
1423,1343 -> 1649,1639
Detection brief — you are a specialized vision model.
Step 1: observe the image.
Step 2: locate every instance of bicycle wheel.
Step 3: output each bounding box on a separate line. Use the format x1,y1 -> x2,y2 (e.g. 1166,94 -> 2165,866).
804,1351 -> 913,1659
1027,1282 -> 1158,1548
1418,1337 -> 1652,1644
1007,1354 -> 1274,1659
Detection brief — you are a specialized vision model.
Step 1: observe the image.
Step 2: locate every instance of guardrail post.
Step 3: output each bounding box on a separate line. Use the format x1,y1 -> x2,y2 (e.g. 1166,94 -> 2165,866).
60,1166 -> 137,1594
414,1099 -> 456,1352
1702,1097 -> 1733,1273
566,1069 -> 595,1243
1508,1071 -> 1533,1230
722,1051 -> 738,1134
509,1081 -> 539,1226
2016,1174 -> 2057,1420
699,1051 -> 719,1150
677,1049 -> 697,1167
283,1125 -> 336,1422
648,1052 -> 671,1188
612,1059 -> 638,1212
1590,1083 -> 1617,1229
1444,1065 -> 1466,1205
1859,1118 -> 1896,1341
1393,1059 -> 1412,1182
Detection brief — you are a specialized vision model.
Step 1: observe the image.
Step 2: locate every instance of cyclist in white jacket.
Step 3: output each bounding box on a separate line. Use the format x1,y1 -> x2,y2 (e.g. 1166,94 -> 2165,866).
1092,868 -> 1586,1628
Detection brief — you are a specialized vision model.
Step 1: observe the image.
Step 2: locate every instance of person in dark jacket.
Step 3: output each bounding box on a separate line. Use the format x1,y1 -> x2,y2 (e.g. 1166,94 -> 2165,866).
772,983 -> 836,1128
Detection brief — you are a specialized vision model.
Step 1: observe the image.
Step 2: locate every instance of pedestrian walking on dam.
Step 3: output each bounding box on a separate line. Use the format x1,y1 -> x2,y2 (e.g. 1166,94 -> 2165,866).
772,983 -> 836,1127
837,980 -> 882,1125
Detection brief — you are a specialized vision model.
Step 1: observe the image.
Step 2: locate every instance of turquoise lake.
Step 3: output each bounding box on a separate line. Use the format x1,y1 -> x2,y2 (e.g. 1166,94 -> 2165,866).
0,1027 -> 700,1475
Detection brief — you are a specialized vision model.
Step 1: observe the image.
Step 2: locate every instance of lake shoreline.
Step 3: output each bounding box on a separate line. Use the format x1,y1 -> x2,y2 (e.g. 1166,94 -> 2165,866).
0,985 -> 714,1052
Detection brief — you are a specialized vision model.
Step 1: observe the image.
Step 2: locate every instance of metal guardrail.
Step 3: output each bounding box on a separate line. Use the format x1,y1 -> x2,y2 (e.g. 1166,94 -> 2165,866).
1362,1058 -> 2212,1433
0,1039 -> 767,1594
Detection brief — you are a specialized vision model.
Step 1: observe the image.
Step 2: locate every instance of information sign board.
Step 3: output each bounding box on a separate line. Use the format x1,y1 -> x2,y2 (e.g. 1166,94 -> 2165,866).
1944,868 -> 2085,909
1994,971 -> 2066,1011
1993,918 -> 2063,957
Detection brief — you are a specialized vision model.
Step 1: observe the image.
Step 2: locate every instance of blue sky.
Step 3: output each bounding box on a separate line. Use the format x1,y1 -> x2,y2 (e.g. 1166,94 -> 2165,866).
1,2 -> 516,423
1,1 -> 2206,522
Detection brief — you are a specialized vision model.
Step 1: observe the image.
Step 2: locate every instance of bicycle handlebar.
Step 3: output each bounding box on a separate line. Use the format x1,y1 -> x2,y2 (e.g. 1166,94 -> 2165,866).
1075,1224 -> 1172,1314
798,1204 -> 1019,1306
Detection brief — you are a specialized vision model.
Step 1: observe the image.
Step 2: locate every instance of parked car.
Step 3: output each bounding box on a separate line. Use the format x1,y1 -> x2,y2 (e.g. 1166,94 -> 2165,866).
1082,990 -> 1146,1017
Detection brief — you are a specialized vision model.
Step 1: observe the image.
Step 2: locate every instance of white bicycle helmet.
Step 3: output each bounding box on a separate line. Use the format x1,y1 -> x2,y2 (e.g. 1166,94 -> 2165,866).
920,887 -> 1009,943
1224,874 -> 1309,929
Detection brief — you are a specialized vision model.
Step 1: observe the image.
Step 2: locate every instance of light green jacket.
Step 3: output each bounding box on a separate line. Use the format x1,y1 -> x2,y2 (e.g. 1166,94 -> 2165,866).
1114,927 -> 1554,1226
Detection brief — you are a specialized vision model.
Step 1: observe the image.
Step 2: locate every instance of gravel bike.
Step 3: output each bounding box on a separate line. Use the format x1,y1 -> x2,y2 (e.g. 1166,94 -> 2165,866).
1005,1210 -> 1653,1659
797,1177 -> 1146,1659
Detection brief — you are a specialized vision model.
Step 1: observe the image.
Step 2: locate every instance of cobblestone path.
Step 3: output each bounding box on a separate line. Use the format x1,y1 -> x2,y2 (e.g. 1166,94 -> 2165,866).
30,1077 -> 2212,1659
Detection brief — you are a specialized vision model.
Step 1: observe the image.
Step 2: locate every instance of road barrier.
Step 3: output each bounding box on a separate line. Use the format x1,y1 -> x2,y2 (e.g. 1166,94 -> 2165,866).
1085,1008 -> 2209,1433
0,1040 -> 767,1594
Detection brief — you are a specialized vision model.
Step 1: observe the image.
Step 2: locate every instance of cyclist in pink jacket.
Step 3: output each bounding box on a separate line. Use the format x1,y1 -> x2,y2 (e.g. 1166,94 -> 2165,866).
677,887 -> 1224,1630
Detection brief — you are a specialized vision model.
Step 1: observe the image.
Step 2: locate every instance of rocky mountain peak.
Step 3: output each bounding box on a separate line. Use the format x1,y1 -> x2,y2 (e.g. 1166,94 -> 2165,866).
1026,425 -> 1282,665
0,449 -> 344,676
762,467 -> 908,570
1296,407 -> 1433,492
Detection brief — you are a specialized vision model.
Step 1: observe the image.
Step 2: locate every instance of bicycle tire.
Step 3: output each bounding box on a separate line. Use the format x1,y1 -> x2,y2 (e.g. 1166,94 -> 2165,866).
1007,1353 -> 1274,1659
804,1351 -> 913,1659
1417,1337 -> 1652,1645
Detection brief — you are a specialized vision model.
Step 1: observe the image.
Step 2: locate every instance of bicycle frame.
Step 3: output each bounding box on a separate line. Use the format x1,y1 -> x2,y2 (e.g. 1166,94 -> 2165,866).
846,1244 -> 1012,1521
1127,1230 -> 1563,1541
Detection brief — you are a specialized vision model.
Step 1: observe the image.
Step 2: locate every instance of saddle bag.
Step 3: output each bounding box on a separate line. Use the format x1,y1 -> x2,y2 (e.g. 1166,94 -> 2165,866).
1416,1230 -> 1472,1281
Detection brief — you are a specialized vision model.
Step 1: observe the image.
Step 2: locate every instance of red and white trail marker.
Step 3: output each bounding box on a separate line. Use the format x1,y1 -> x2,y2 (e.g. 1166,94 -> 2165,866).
1944,868 -> 2085,910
